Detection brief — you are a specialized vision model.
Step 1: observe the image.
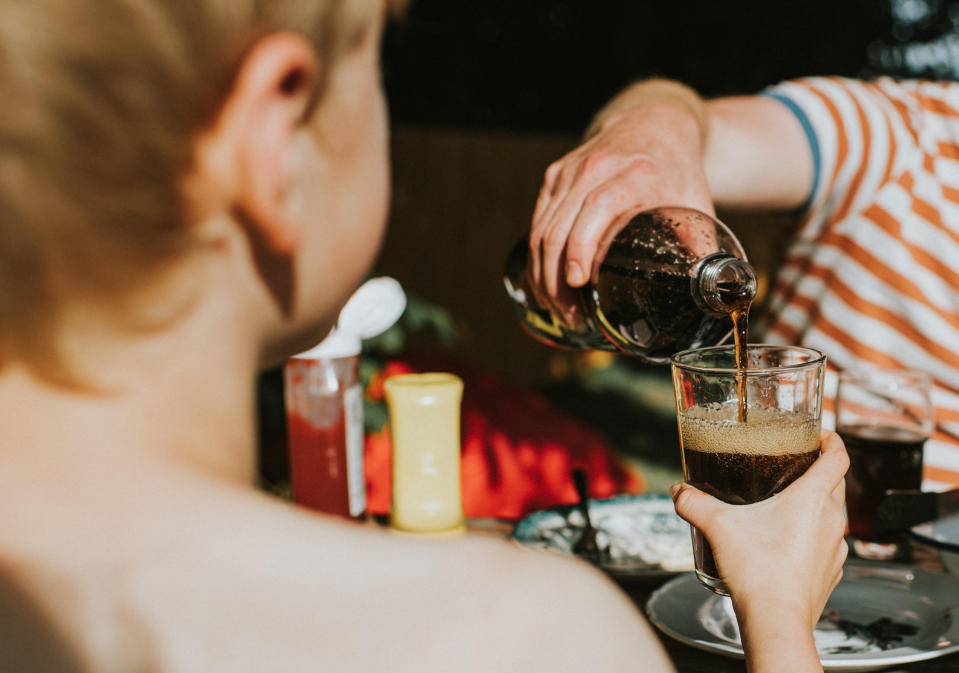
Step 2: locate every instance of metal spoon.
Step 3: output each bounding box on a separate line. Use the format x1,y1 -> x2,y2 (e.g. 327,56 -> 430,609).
571,468 -> 606,560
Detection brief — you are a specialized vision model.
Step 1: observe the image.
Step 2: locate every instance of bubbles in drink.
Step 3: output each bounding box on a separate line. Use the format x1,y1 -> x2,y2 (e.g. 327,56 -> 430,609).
679,404 -> 820,457
591,263 -> 732,361
504,207 -> 758,364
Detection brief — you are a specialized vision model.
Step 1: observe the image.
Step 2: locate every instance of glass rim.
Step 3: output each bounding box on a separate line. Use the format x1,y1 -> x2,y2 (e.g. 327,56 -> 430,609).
670,343 -> 826,376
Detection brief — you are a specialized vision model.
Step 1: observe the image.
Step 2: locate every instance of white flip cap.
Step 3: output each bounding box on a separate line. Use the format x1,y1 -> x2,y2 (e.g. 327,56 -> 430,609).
293,328 -> 362,359
292,277 -> 407,360
338,276 -> 407,339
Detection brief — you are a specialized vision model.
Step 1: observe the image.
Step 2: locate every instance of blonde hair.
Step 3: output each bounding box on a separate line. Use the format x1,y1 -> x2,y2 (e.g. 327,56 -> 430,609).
0,0 -> 400,383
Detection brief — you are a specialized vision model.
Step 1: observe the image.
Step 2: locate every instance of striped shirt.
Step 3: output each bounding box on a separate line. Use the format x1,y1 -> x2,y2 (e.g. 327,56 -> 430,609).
761,77 -> 959,490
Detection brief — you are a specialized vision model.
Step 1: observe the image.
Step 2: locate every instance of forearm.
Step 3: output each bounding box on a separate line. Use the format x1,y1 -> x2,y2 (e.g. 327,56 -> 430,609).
584,78 -> 709,144
736,600 -> 822,673
704,96 -> 814,211
585,78 -> 814,211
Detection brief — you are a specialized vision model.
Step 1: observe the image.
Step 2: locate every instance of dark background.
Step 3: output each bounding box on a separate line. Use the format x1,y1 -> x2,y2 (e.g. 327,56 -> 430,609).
372,0 -> 959,390
382,0 -> 959,134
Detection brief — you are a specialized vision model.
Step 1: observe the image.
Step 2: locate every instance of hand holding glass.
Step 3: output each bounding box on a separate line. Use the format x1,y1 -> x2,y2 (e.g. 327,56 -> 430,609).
671,345 -> 825,595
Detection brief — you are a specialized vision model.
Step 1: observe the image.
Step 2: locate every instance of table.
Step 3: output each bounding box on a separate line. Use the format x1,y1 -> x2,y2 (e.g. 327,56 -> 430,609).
615,543 -> 959,673
468,520 -> 959,673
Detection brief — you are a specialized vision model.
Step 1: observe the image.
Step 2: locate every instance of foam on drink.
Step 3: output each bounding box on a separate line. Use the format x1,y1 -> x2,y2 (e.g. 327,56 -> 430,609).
679,404 -> 820,457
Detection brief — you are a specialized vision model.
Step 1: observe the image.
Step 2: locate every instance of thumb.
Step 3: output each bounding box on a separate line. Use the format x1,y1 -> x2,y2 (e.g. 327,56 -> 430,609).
670,482 -> 723,531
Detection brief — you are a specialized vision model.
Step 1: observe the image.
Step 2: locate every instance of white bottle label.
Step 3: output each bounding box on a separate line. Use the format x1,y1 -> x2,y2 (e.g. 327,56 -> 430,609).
344,383 -> 366,517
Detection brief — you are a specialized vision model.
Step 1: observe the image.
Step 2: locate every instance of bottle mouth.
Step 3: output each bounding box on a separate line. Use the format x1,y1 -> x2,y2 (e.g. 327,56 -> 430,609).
691,253 -> 758,316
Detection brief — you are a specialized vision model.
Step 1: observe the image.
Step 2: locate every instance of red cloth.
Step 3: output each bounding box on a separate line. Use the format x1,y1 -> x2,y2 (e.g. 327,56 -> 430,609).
364,357 -> 644,520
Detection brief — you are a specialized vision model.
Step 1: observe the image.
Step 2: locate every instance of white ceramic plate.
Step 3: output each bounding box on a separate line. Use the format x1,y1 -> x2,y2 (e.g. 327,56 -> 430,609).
511,494 -> 694,578
646,559 -> 959,672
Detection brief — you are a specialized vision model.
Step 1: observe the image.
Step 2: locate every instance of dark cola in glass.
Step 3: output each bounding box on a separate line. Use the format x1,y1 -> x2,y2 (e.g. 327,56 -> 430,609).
836,369 -> 934,561
841,424 -> 926,544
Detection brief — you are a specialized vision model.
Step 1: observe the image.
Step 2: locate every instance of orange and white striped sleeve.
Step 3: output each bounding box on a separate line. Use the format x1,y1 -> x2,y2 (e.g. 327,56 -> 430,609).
762,77 -> 923,238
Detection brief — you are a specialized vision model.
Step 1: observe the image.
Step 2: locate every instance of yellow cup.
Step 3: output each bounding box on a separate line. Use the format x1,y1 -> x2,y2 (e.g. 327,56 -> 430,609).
385,373 -> 466,535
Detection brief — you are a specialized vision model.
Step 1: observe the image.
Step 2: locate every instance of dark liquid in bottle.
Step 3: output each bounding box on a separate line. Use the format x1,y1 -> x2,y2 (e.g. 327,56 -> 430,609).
840,424 -> 926,542
506,208 -> 757,363
591,264 -> 734,361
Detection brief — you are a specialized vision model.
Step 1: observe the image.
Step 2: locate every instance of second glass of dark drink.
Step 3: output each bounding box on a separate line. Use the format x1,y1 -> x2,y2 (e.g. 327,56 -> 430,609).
837,369 -> 934,561
671,345 -> 826,595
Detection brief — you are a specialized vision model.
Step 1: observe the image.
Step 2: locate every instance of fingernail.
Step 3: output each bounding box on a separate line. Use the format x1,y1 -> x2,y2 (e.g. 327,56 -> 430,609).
669,483 -> 682,500
566,260 -> 584,285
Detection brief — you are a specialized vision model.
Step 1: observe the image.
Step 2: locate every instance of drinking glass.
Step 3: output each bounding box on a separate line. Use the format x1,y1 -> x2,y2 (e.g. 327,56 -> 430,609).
671,344 -> 825,595
837,368 -> 934,561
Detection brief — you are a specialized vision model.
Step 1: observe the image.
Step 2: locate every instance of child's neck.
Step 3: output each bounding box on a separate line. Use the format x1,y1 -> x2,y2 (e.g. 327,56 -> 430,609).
0,308 -> 261,488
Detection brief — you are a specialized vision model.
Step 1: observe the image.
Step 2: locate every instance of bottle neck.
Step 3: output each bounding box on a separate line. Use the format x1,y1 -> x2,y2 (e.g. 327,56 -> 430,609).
691,253 -> 758,316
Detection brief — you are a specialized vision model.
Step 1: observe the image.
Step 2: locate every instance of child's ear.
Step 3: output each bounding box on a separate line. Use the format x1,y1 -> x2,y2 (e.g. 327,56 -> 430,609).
207,32 -> 319,254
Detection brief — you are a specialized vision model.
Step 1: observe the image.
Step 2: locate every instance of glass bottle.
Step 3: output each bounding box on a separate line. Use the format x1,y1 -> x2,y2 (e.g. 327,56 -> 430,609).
284,332 -> 366,520
504,206 -> 757,364
283,277 -> 407,520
